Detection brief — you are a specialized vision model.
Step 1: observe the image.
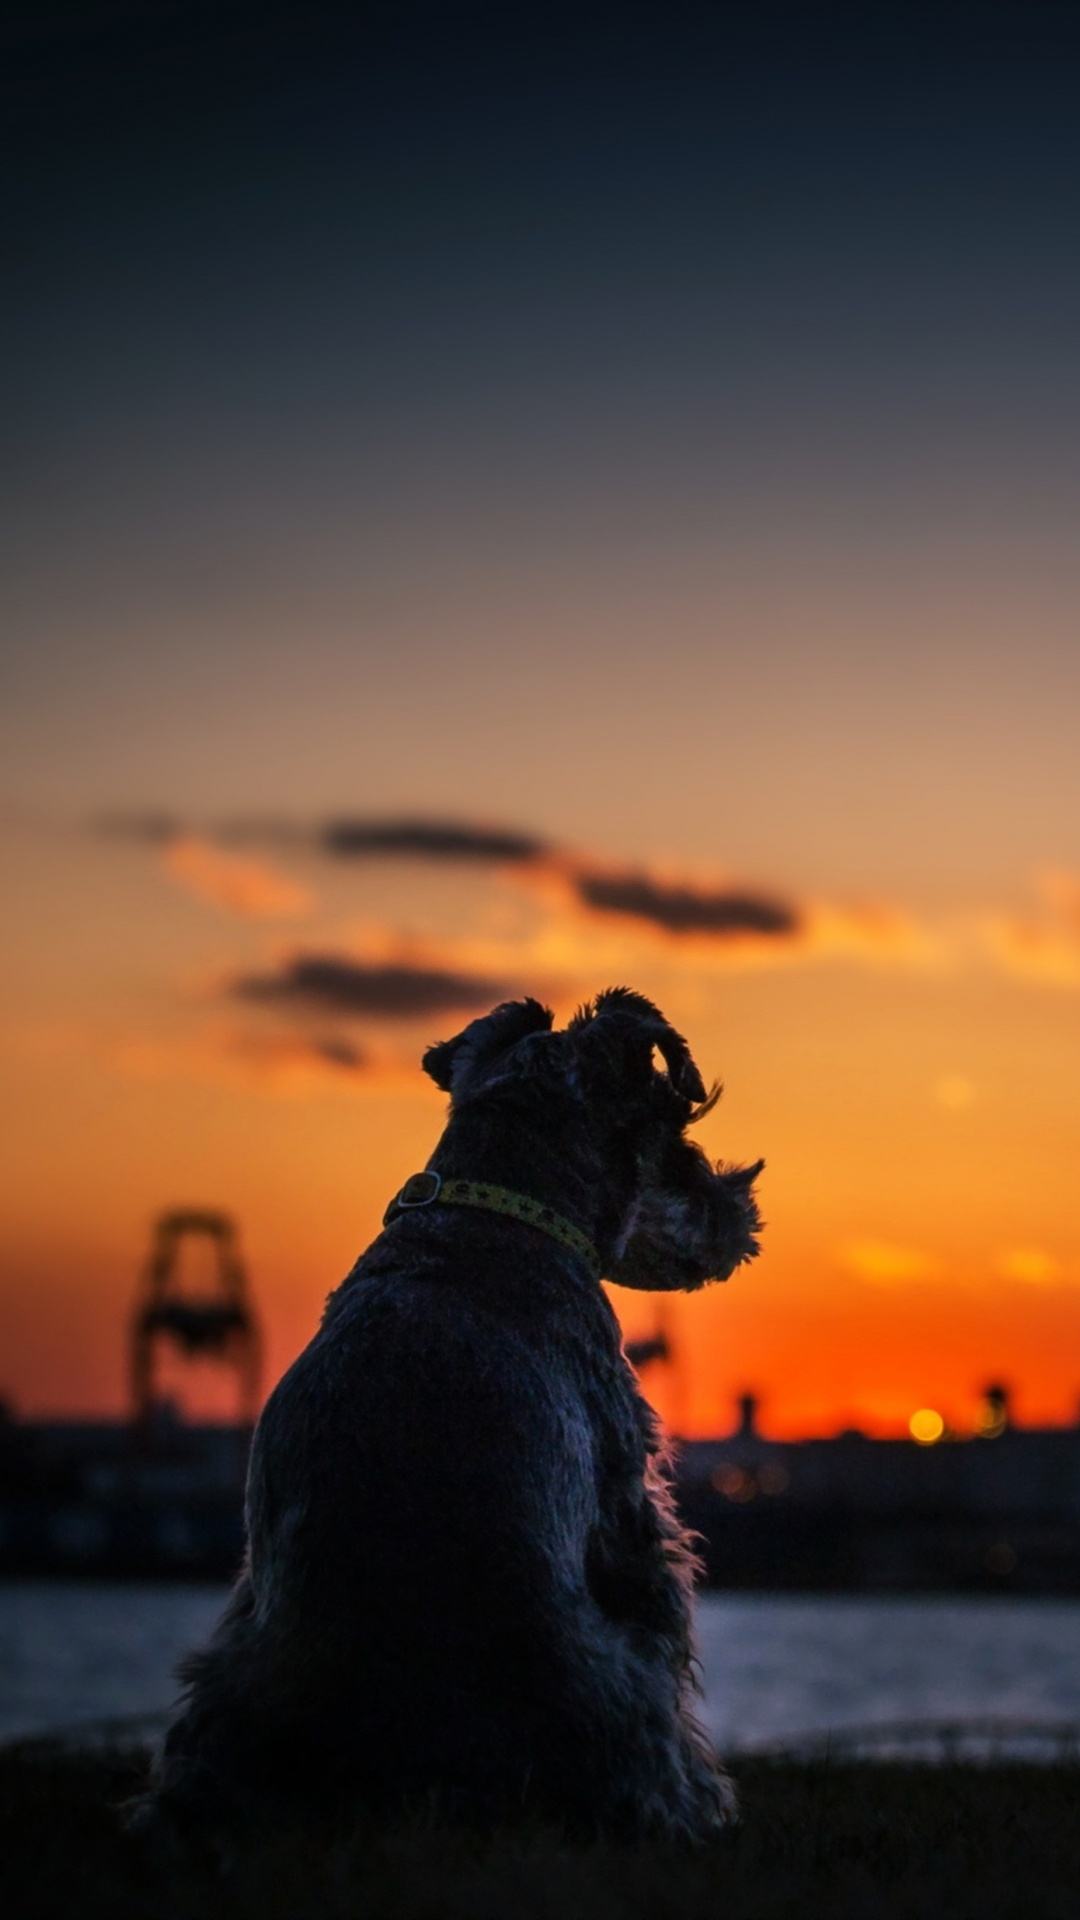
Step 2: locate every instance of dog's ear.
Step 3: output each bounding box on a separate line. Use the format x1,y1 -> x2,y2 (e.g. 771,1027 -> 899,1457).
570,987 -> 708,1104
609,1148 -> 764,1292
422,997 -> 554,1100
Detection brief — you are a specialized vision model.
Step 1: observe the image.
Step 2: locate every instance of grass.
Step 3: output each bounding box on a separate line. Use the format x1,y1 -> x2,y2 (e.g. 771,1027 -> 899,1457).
2,1739 -> 1079,1920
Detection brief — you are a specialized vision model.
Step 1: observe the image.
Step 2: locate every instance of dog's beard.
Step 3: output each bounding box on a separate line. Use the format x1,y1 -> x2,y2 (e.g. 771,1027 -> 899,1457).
608,1159 -> 762,1292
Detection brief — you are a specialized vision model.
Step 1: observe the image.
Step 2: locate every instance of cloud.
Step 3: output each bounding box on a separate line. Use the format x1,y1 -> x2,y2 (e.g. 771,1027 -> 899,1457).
92,805 -> 933,965
319,818 -> 551,863
110,1026 -> 399,1098
104,804 -> 1068,985
10,1016 -> 427,1101
298,825 -> 941,972
115,1036 -> 361,1098
311,1035 -> 366,1069
840,1239 -> 939,1285
982,870 -> 1080,988
96,808 -> 550,865
995,1247 -> 1063,1286
162,836 -> 312,918
797,900 -> 949,968
507,856 -> 948,978
569,867 -> 799,938
209,1030 -> 369,1080
230,953 -> 507,1019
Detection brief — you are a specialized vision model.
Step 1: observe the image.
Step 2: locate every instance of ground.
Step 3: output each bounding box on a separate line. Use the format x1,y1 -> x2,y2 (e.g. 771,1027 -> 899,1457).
1,1740 -> 1078,1919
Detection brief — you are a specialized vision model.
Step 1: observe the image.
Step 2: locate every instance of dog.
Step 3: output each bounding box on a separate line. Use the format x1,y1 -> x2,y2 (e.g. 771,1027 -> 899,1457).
138,989 -> 762,1843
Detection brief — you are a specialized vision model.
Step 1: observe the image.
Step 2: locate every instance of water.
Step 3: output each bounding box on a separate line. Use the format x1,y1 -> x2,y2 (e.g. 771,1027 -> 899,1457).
1,1583 -> 1078,1752
0,1583 -> 226,1742
695,1594 -> 1080,1753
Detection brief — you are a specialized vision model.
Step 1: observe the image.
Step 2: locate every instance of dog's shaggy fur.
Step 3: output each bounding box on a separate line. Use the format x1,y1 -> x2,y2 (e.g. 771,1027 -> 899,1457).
138,990 -> 762,1843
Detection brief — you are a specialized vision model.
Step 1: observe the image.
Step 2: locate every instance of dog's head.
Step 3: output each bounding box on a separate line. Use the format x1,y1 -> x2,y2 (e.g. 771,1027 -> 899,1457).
423,988 -> 762,1291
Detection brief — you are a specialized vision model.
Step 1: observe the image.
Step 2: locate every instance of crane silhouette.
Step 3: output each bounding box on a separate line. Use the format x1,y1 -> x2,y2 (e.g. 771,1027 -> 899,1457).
130,1210 -> 261,1429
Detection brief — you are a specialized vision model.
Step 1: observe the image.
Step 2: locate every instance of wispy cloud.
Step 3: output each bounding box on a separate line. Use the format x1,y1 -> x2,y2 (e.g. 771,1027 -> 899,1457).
230,953 -> 508,1020
507,855 -> 946,973
839,1239 -> 940,1285
99,810 -> 550,864
5,1016 -> 412,1100
793,898 -> 952,970
319,818 -> 551,863
568,866 -> 798,937
981,870 -> 1080,988
994,1247 -> 1064,1286
97,807 -> 1080,989
110,1025 -> 412,1098
162,836 -> 312,918
91,805 -> 932,963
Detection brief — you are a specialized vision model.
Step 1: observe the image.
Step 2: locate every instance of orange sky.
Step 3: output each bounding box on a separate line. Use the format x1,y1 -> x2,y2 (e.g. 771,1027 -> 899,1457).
2,804 -> 1079,1438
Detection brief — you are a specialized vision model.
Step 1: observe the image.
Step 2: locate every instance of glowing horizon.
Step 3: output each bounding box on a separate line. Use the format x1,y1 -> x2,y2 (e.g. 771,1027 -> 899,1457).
3,812 -> 1079,1439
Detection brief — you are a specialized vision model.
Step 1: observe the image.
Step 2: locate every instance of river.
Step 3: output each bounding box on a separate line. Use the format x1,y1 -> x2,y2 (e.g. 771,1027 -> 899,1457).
2,1583 -> 1078,1755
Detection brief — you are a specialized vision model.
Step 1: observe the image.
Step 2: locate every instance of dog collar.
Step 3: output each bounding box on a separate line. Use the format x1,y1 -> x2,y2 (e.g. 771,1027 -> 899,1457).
383,1171 -> 602,1279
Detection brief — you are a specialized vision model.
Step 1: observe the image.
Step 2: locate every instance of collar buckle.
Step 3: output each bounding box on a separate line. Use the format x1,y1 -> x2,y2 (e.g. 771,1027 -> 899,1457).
391,1170 -> 442,1214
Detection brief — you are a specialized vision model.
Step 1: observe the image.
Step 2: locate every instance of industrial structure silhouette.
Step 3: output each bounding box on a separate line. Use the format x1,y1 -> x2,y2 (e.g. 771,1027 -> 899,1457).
1,1218 -> 1078,1589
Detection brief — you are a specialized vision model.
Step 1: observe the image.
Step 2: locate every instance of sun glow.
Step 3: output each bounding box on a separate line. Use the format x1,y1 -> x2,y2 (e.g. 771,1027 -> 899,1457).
909,1408 -> 946,1445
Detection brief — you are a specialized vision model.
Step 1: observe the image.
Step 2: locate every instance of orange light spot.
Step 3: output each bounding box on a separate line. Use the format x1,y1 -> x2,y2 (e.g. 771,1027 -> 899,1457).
909,1408 -> 945,1445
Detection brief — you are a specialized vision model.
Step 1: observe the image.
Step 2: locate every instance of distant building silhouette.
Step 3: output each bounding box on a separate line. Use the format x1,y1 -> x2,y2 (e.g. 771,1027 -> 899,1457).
2,1245 -> 1080,1589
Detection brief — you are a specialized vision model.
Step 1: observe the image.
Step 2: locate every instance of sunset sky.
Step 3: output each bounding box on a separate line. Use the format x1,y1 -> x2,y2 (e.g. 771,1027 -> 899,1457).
3,2 -> 1080,1436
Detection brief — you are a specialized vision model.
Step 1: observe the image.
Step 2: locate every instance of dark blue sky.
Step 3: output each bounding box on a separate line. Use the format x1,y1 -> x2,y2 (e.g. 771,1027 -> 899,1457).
3,2 -> 1080,880
8,2 -> 1080,532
